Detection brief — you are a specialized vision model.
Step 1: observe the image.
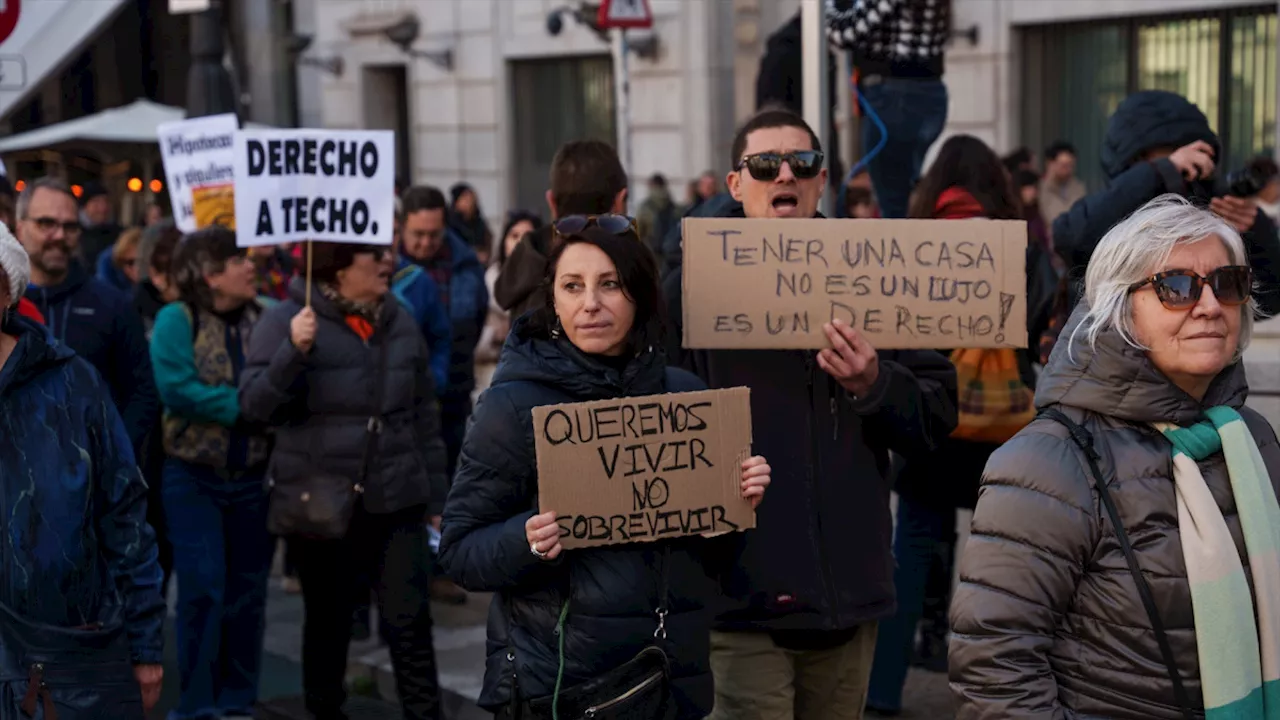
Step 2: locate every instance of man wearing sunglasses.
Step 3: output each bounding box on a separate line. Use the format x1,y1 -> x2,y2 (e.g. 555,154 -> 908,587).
15,177 -> 158,458
663,109 -> 957,720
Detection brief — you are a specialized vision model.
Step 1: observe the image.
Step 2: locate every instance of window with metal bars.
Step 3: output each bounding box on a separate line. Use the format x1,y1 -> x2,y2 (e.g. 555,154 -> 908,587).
1020,5 -> 1277,192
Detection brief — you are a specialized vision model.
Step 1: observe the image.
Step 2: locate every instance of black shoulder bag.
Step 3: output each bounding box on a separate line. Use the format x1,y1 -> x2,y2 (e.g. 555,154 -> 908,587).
1037,407 -> 1196,720
518,546 -> 675,720
267,337 -> 390,541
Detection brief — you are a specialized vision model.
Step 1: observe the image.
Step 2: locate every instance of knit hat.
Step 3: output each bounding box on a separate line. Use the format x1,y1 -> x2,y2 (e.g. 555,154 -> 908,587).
0,220 -> 29,306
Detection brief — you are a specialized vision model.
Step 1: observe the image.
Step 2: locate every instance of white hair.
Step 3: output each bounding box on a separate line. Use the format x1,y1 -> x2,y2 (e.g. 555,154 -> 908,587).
1070,193 -> 1257,361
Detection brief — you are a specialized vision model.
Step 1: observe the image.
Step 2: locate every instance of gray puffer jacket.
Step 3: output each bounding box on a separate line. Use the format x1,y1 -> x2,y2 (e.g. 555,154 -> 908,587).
950,305 -> 1280,719
239,278 -> 449,516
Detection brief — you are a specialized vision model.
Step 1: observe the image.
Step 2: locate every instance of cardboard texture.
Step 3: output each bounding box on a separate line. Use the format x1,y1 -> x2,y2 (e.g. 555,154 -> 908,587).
533,387 -> 754,550
682,218 -> 1028,350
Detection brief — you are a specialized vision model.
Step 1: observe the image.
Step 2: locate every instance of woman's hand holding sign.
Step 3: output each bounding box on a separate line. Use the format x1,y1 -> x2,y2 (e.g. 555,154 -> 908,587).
741,455 -> 771,509
291,307 -> 318,353
527,511 -> 563,561
817,319 -> 880,397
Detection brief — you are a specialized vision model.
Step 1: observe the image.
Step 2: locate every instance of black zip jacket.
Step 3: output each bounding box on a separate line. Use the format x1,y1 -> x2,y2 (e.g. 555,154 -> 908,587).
440,316 -> 733,718
662,210 -> 958,633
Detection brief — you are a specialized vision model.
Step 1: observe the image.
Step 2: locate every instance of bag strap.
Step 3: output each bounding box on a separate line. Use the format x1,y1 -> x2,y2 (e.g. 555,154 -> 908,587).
1037,407 -> 1196,720
654,545 -> 671,640
357,334 -> 393,489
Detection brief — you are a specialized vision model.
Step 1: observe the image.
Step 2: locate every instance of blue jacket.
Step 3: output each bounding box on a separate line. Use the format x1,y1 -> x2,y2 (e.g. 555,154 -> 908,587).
24,262 -> 158,453
95,246 -> 132,294
392,258 -> 452,391
415,231 -> 489,403
0,314 -> 165,665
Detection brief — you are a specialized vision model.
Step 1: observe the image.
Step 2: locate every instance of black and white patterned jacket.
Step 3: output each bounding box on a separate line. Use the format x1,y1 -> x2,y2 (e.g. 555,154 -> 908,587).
826,0 -> 949,78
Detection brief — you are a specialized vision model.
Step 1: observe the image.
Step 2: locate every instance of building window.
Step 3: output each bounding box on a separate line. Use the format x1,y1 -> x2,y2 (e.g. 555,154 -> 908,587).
509,55 -> 616,213
1021,5 -> 1276,191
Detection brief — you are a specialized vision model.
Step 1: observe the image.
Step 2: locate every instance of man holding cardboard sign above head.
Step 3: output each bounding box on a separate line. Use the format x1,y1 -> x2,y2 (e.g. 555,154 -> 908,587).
663,108 -> 959,720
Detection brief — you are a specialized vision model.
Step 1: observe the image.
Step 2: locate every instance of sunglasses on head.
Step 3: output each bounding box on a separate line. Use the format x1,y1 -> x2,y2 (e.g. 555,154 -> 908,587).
736,150 -> 825,181
1129,265 -> 1253,310
552,214 -> 636,237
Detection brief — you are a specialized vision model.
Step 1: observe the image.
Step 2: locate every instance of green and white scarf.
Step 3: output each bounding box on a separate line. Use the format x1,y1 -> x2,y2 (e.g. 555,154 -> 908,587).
1155,406 -> 1280,719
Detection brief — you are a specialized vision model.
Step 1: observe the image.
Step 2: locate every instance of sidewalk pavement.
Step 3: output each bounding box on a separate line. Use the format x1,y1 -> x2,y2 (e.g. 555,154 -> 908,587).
152,573 -> 955,719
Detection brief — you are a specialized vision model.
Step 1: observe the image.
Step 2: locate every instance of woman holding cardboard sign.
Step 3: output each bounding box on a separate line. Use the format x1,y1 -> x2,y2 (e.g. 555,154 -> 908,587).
440,222 -> 772,720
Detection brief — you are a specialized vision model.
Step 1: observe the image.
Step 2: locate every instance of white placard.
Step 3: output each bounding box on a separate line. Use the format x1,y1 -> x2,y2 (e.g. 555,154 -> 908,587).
232,128 -> 395,248
157,113 -> 238,233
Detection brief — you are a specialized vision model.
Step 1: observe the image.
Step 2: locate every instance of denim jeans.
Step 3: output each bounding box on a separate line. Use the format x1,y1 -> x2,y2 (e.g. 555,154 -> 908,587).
162,459 -> 273,720
859,77 -> 949,219
865,497 -> 955,712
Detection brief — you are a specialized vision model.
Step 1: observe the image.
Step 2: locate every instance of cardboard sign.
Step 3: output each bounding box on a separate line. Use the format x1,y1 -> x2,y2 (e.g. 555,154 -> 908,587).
682,218 -> 1028,350
157,113 -> 237,233
533,387 -> 754,550
232,128 -> 394,248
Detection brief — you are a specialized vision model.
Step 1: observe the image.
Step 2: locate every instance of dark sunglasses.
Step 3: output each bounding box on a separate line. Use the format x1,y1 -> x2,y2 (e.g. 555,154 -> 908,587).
552,214 -> 636,237
27,216 -> 82,236
736,150 -> 825,181
1129,265 -> 1253,310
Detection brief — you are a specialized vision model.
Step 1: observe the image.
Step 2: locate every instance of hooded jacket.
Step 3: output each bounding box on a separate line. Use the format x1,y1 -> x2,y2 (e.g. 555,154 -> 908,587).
949,305 -> 1280,719
0,314 -> 165,666
662,211 -> 958,636
23,262 -> 158,453
439,316 -> 729,718
494,223 -> 555,320
1053,90 -> 1280,315
239,278 -> 450,516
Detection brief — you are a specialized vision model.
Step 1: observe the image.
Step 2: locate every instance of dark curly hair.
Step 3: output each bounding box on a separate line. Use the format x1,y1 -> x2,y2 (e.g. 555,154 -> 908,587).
171,226 -> 246,310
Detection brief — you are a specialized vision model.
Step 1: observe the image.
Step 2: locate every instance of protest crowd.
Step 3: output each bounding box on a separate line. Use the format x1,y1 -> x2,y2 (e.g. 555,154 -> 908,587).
4,1 -> 1280,720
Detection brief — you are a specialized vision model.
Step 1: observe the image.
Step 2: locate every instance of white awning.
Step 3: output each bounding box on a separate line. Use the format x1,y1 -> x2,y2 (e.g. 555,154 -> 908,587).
0,99 -> 272,154
0,0 -> 131,123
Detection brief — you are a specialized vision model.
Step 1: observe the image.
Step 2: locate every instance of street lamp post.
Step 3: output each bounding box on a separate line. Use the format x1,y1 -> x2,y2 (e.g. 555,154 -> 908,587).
186,1 -> 236,119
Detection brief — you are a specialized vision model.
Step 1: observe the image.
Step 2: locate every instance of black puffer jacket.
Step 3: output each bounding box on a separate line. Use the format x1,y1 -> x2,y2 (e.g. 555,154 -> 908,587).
664,236 -> 957,634
1053,90 -> 1280,315
950,304 -> 1280,718
439,316 -> 730,718
239,278 -> 449,515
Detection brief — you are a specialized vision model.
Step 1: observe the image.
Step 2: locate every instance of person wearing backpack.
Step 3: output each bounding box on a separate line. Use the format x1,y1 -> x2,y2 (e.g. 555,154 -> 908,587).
863,135 -> 1056,716
148,226 -> 275,720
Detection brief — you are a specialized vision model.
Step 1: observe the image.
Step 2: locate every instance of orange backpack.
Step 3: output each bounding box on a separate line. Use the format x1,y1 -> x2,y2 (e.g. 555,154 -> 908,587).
949,348 -> 1036,444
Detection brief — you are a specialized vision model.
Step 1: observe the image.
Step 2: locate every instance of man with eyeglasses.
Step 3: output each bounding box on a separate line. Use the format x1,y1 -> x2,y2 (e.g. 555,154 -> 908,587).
16,177 -> 157,455
663,109 -> 957,720
398,184 -> 488,606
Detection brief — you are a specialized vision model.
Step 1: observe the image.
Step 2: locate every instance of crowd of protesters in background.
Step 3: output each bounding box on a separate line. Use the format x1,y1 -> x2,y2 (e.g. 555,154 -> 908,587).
2,58 -> 1280,719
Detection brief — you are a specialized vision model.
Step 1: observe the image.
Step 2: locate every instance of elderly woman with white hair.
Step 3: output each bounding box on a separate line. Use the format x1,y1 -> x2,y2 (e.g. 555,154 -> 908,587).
950,194 -> 1280,719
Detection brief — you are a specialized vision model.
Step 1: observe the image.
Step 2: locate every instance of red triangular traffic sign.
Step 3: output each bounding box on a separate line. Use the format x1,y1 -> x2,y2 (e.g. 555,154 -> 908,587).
598,0 -> 653,30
